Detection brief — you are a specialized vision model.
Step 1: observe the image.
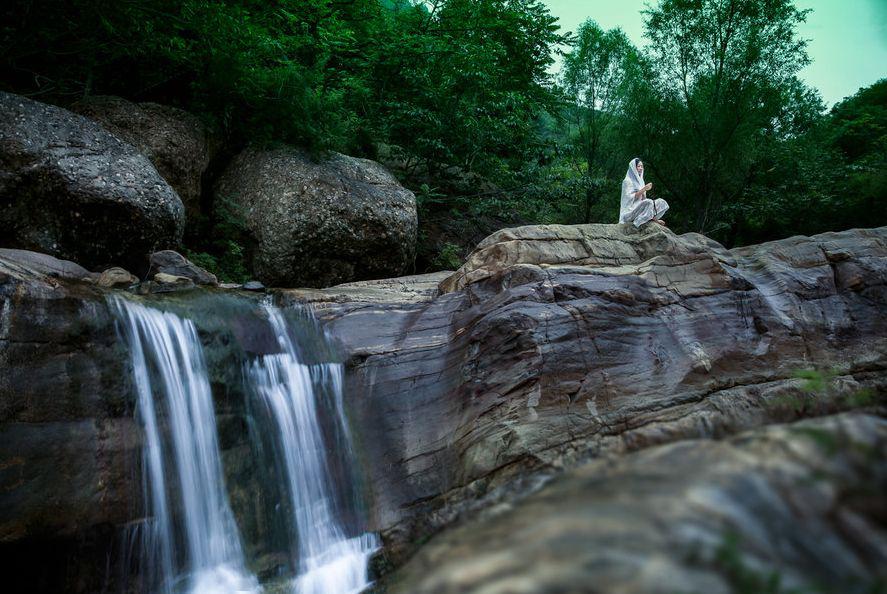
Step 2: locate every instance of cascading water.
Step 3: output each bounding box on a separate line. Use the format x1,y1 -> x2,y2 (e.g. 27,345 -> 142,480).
247,307 -> 378,594
114,297 -> 377,594
114,298 -> 259,594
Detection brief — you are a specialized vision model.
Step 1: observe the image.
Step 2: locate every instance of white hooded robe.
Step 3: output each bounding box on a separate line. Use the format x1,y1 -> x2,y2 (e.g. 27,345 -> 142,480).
619,157 -> 669,227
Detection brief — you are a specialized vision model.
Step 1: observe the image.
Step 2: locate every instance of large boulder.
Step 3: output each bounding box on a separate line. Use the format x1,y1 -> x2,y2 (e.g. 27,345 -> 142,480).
0,92 -> 184,271
71,95 -> 215,218
215,147 -> 417,288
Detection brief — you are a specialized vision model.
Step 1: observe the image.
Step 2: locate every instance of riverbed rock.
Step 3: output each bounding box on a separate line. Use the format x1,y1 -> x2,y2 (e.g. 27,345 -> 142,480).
0,92 -> 184,271
151,272 -> 195,293
1,223 -> 886,592
282,223 -> 887,561
0,250 -> 139,553
0,248 -> 98,283
242,280 -> 266,292
386,413 -> 887,594
148,250 -> 217,285
71,95 -> 215,218
97,267 -> 138,288
214,147 -> 417,288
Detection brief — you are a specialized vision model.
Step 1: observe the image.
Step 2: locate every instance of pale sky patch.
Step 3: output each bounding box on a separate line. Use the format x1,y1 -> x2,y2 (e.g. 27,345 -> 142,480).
543,0 -> 887,106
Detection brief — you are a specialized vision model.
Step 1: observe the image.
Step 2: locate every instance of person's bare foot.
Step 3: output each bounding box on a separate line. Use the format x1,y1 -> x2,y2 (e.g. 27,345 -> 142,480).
654,219 -> 667,227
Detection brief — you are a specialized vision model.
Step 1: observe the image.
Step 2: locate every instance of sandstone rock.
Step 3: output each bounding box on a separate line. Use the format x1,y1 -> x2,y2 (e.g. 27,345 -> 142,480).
71,95 -> 215,218
0,92 -> 184,271
151,272 -> 194,293
97,267 -> 138,288
148,249 -> 217,285
279,271 -> 448,305
215,147 -> 417,288
438,222 -> 736,294
386,413 -> 887,594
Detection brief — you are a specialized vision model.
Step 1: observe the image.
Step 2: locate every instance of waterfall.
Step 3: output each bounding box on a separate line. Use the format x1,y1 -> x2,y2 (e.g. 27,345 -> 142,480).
115,299 -> 259,594
247,307 -> 378,594
114,298 -> 377,594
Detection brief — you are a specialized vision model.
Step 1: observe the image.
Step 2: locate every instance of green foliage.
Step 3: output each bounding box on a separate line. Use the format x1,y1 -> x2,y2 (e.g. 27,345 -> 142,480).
725,79 -> 887,245
628,0 -> 813,235
414,184 -> 448,210
794,368 -> 836,394
766,368 -> 884,416
184,193 -> 250,283
2,0 -> 379,150
714,533 -> 790,594
432,242 -> 464,270
368,0 -> 568,178
561,19 -> 640,221
2,0 -> 884,269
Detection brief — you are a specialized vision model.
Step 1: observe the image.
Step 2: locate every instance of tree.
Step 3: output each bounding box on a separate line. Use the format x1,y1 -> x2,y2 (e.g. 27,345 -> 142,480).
561,20 -> 641,222
368,0 -> 567,178
629,0 -> 813,235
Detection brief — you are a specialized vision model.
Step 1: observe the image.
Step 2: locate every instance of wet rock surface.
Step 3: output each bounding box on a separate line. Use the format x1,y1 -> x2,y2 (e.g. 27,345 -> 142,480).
0,223 -> 885,592
0,92 -> 184,271
0,252 -> 268,592
0,249 -> 138,566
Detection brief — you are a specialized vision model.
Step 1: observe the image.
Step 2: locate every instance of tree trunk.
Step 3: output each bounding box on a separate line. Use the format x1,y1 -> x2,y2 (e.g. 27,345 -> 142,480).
583,179 -> 596,224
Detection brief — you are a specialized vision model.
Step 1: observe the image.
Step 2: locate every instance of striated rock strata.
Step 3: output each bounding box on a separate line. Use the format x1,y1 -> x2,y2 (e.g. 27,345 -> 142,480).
0,223 -> 885,592
279,223 -> 887,563
386,412 -> 887,594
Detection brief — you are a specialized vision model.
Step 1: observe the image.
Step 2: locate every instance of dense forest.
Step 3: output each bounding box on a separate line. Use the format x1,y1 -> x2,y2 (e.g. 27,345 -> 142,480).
3,0 -> 885,275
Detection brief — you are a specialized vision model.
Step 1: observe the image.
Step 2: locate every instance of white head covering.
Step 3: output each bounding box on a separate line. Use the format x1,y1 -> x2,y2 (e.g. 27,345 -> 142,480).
619,157 -> 645,223
624,157 -> 644,191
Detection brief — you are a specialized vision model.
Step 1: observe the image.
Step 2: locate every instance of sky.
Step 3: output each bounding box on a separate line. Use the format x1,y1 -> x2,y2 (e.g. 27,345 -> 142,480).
542,0 -> 887,106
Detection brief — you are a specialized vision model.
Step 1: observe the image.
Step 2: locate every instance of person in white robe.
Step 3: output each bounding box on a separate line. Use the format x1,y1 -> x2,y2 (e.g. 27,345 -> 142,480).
619,157 -> 669,227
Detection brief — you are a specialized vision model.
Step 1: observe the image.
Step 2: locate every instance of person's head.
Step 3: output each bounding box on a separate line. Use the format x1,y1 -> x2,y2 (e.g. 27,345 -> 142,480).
635,160 -> 644,176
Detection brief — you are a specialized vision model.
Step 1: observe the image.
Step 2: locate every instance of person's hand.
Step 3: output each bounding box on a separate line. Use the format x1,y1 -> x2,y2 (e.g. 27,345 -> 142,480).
644,182 -> 653,191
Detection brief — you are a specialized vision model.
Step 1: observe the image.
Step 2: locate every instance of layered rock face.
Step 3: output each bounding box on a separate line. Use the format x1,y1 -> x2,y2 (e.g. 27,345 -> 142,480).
215,147 -> 418,288
71,95 -> 216,218
0,250 -> 139,593
0,92 -> 184,271
388,413 -> 887,594
286,223 -> 887,562
0,223 -> 885,593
